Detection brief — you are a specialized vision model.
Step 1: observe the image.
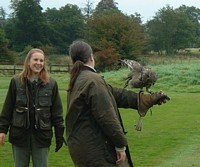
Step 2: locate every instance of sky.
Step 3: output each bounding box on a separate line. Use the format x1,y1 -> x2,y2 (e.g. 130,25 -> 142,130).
1,0 -> 200,23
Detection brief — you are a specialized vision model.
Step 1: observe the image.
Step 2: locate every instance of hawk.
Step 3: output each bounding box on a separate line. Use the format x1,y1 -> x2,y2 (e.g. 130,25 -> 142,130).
120,59 -> 157,93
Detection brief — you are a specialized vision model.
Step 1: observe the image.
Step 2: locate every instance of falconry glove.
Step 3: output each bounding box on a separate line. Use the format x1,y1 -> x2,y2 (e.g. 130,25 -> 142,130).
136,91 -> 170,131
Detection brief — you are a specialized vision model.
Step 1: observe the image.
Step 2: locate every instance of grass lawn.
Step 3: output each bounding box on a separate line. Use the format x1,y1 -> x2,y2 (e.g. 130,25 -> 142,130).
120,92 -> 200,167
0,67 -> 200,166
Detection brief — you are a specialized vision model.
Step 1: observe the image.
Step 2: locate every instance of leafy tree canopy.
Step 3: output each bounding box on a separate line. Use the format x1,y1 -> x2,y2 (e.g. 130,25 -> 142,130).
87,11 -> 146,60
146,5 -> 198,55
44,4 -> 85,53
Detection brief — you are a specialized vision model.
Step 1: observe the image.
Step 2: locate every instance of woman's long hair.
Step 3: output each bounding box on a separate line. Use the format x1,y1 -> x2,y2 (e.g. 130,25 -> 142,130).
19,48 -> 49,84
68,40 -> 93,92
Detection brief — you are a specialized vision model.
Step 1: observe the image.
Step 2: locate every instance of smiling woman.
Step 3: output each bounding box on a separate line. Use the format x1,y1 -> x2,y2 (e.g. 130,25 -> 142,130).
0,48 -> 65,167
29,51 -> 44,75
19,48 -> 49,84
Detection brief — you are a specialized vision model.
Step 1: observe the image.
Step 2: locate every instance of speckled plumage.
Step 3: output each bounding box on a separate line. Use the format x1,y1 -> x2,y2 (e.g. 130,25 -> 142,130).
121,59 -> 157,93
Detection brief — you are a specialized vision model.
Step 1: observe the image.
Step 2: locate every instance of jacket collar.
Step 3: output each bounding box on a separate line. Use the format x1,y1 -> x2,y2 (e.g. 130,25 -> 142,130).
83,64 -> 96,72
26,77 -> 43,86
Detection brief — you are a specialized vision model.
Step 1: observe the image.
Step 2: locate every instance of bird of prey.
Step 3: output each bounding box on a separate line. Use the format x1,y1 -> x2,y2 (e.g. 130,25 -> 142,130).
120,59 -> 157,93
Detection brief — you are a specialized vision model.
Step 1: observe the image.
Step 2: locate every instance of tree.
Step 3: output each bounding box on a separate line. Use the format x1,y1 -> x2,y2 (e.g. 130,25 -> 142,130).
95,0 -> 118,11
146,5 -> 197,55
0,28 -> 8,49
95,47 -> 119,71
44,4 -> 85,53
93,0 -> 119,16
87,0 -> 146,70
87,11 -> 146,59
9,0 -> 20,18
82,0 -> 94,20
9,0 -> 49,51
0,7 -> 7,28
0,27 -> 15,63
176,5 -> 200,47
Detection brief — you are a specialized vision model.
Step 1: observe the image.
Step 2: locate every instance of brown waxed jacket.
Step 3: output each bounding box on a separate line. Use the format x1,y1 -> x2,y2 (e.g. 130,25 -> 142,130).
66,66 -> 138,167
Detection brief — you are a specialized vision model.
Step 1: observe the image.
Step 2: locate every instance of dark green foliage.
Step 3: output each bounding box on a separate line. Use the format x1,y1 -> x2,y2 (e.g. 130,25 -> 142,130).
8,0 -> 49,51
0,7 -> 7,28
44,4 -> 85,54
1,0 -> 200,71
0,46 -> 16,63
0,27 -> 15,63
0,28 -> 8,47
94,0 -> 119,16
146,5 -> 199,55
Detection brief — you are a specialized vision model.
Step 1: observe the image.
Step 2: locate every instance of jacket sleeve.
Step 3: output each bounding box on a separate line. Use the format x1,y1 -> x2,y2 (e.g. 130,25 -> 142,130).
50,79 -> 64,128
87,79 -> 128,148
0,78 -> 16,134
108,85 -> 138,109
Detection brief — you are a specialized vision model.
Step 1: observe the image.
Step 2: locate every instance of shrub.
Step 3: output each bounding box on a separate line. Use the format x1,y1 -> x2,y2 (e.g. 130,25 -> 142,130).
94,47 -> 120,71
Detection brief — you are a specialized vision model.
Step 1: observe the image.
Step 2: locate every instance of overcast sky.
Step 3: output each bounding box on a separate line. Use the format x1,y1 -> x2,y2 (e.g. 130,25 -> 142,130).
1,0 -> 200,23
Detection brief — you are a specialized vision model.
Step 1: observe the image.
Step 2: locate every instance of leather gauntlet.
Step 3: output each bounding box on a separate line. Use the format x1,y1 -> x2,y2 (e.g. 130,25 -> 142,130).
138,91 -> 170,117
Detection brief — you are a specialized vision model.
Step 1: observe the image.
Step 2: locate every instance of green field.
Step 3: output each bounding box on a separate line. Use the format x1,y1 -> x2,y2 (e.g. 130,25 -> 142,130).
0,60 -> 200,166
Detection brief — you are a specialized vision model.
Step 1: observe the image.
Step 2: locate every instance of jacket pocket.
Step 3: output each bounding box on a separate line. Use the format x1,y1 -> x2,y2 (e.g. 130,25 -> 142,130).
38,90 -> 52,106
104,140 -> 117,164
35,108 -> 52,130
16,88 -> 27,106
12,107 -> 28,128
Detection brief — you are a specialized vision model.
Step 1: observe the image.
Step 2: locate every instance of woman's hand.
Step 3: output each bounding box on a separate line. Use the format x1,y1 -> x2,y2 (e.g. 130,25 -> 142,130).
116,150 -> 126,165
0,133 -> 6,145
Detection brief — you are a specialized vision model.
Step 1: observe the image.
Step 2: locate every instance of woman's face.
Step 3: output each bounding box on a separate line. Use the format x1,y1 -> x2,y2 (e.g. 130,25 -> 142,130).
29,52 -> 44,75
90,54 -> 95,68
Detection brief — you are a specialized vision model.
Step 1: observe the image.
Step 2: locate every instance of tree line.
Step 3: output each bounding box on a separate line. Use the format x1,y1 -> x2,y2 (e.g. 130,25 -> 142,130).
1,0 -> 200,70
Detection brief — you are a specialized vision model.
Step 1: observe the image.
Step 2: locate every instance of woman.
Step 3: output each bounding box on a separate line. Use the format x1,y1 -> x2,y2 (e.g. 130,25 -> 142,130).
66,40 -> 169,167
0,48 -> 65,167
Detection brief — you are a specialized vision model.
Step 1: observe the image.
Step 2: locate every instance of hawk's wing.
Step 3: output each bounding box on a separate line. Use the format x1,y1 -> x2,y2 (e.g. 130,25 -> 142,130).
121,59 -> 141,69
121,59 -> 157,91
